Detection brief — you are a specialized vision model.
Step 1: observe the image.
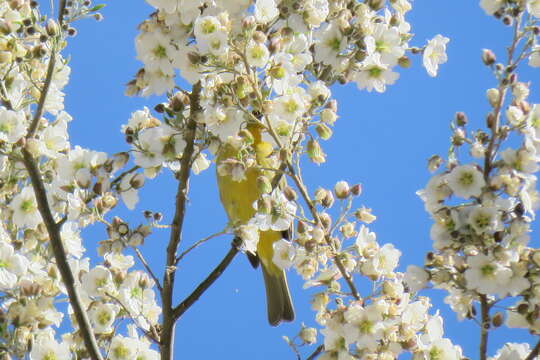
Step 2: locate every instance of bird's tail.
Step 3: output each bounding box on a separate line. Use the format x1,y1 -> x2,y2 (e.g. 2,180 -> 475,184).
261,262 -> 294,326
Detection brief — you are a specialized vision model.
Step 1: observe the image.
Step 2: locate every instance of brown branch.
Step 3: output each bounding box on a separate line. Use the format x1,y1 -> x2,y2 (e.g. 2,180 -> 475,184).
160,81 -> 202,360
479,295 -> 490,360
172,240 -> 240,319
306,345 -> 324,360
22,148 -> 103,360
175,229 -> 227,264
525,339 -> 540,360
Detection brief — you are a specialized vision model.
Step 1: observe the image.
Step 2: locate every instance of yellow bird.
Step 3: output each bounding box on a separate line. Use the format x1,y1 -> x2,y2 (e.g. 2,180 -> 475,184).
216,123 -> 294,326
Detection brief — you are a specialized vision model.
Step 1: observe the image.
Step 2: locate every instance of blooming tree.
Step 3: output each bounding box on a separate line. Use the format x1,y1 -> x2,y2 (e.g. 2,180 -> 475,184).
0,0 -> 538,360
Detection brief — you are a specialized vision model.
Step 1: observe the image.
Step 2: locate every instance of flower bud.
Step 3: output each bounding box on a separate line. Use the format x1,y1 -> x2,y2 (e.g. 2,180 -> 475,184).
252,30 -> 266,43
256,176 -> 272,194
482,49 -> 496,66
257,197 -> 272,215
316,123 -> 333,140
130,172 -> 145,189
314,187 -> 326,204
307,139 -> 326,164
355,207 -> 376,223
128,231 -> 144,247
319,212 -> 332,230
242,15 -> 255,29
320,108 -> 337,125
283,186 -> 297,201
334,181 -> 350,199
312,226 -> 325,243
321,190 -> 334,208
398,56 -> 411,68
299,327 -> 317,344
344,184 -> 359,197
368,0 -> 385,11
46,19 -> 59,37
486,88 -> 500,107
455,111 -> 468,126
427,154 -> 443,173
492,312 -> 504,327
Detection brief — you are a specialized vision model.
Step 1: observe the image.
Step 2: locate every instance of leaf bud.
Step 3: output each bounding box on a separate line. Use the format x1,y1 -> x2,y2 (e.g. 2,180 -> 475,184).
492,312 -> 504,327
481,49 -> 496,66
486,88 -> 500,107
516,303 -> 529,315
316,123 -> 332,140
334,181 -> 350,199
256,176 -> 272,194
283,186 -> 297,201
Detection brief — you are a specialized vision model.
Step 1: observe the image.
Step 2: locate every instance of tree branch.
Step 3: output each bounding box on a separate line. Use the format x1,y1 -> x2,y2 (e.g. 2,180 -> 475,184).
479,295 -> 490,360
160,81 -> 202,360
172,240 -> 240,319
22,148 -> 103,360
525,339 -> 540,360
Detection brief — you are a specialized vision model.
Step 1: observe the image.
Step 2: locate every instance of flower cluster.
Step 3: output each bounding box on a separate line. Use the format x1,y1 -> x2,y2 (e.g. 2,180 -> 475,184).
413,2 -> 540,358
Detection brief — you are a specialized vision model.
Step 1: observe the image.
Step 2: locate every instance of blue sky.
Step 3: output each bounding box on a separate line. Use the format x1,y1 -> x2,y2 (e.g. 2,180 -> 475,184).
62,1 -> 538,359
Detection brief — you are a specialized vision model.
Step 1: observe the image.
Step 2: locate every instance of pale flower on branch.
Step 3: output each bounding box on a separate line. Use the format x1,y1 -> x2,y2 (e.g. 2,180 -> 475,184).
445,164 -> 485,199
480,0 -> 506,15
0,241 -> 29,291
254,0 -> 279,24
464,253 -> 512,296
272,238 -> 296,270
489,342 -> 534,360
0,106 -> 26,143
423,34 -> 450,77
354,53 -> 399,93
9,186 -> 43,229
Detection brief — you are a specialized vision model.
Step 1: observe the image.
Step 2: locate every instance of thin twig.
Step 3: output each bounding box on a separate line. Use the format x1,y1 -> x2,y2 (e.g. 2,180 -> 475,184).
22,148 -> 103,360
306,345 -> 324,360
525,339 -> 540,360
160,81 -> 202,360
132,246 -> 162,292
175,229 -> 227,264
172,241 -> 240,319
